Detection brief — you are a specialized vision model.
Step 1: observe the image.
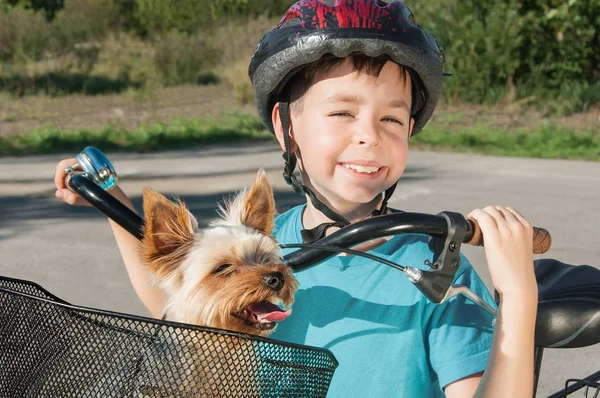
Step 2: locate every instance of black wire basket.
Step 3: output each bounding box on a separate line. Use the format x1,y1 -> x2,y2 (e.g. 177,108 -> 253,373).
0,276 -> 338,397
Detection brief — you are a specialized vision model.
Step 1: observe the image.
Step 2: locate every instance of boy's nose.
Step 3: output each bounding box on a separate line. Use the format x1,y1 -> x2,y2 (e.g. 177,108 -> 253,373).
354,122 -> 381,147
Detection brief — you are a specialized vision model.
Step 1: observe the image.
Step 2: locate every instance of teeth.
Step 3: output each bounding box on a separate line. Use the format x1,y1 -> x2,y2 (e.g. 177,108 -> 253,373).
343,164 -> 380,173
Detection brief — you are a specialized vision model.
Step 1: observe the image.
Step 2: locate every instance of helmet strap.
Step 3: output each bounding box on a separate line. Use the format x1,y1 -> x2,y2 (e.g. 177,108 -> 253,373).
278,101 -> 396,243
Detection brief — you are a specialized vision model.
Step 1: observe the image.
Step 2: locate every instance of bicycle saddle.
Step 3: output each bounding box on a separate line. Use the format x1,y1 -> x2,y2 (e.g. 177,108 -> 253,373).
534,258 -> 600,348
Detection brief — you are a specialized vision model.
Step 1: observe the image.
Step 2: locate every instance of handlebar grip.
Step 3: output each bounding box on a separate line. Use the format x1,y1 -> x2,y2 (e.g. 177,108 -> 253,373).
465,218 -> 552,254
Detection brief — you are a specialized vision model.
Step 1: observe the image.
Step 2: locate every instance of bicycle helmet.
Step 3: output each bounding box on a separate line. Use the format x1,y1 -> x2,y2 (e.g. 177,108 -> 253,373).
249,0 -> 446,135
248,0 -> 447,242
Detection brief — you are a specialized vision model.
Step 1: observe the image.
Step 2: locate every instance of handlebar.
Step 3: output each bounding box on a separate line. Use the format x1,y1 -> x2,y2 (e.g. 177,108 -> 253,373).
66,173 -> 144,240
465,218 -> 552,255
63,147 -> 552,312
283,213 -> 551,272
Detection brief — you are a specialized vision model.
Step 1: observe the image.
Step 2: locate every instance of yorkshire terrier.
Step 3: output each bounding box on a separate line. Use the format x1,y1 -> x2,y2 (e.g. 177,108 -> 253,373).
135,170 -> 298,396
140,169 -> 297,336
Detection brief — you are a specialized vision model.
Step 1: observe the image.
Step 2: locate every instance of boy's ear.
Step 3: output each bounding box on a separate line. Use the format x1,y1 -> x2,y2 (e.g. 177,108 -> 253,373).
272,102 -> 298,153
215,169 -> 276,236
141,187 -> 197,280
408,117 -> 416,138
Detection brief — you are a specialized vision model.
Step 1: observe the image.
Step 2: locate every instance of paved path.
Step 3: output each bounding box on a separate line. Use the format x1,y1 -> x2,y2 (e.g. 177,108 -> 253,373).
1,142 -> 599,396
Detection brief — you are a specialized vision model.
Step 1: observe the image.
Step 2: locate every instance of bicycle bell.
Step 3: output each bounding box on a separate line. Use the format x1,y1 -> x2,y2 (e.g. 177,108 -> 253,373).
65,146 -> 118,191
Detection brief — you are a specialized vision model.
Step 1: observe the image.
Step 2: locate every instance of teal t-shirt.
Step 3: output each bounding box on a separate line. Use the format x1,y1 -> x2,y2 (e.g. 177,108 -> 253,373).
272,205 -> 497,397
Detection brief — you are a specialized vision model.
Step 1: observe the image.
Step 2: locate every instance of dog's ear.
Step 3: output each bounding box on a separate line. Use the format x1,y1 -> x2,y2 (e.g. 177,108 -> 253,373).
242,169 -> 276,235
141,187 -> 197,280
216,169 -> 276,235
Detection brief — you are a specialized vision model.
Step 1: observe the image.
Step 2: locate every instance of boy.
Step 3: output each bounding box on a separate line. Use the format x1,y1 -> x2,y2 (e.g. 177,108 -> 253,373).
55,1 -> 538,396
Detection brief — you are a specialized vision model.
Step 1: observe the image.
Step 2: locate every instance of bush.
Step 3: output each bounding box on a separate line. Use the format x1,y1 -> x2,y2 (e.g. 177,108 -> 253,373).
209,16 -> 277,105
152,31 -> 219,86
409,0 -> 600,112
518,0 -> 600,92
1,0 -> 597,115
51,0 -> 120,51
0,0 -> 119,63
413,0 -> 524,104
133,0 -> 292,35
0,5 -> 52,62
3,0 -> 65,20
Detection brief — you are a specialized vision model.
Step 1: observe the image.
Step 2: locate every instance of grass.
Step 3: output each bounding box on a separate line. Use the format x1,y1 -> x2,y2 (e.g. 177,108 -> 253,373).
414,124 -> 600,160
0,113 -> 273,156
1,113 -> 598,160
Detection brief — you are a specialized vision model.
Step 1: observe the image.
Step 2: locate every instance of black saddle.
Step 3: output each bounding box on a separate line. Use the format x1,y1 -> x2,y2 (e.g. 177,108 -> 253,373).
534,259 -> 600,348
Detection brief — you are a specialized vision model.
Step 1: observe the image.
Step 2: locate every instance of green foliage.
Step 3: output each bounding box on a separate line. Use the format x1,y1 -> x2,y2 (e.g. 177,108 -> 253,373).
2,113 -> 598,160
134,0 -> 211,35
0,5 -> 52,61
0,0 -> 597,114
3,0 -> 65,20
409,0 -> 599,112
412,0 -> 524,104
51,0 -> 119,47
152,31 -> 219,86
414,123 -> 600,160
133,0 -> 292,34
518,0 -> 600,89
0,72 -> 140,96
0,114 -> 273,155
0,0 -> 118,62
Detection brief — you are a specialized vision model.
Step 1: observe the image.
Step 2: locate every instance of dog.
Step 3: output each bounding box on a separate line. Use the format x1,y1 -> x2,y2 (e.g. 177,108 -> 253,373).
133,170 -> 298,397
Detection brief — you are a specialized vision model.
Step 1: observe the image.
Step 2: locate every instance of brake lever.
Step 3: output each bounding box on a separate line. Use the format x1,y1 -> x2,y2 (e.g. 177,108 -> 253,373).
403,211 -> 468,304
441,285 -> 497,317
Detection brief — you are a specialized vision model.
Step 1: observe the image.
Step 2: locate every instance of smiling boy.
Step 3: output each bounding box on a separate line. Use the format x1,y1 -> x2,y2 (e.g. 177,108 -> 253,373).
54,1 -> 539,396
248,1 -> 538,397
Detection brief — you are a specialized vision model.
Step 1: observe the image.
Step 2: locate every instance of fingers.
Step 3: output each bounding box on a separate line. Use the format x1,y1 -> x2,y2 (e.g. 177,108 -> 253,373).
55,188 -> 85,205
469,205 -> 533,241
54,157 -> 89,206
54,158 -> 76,190
504,206 -> 532,228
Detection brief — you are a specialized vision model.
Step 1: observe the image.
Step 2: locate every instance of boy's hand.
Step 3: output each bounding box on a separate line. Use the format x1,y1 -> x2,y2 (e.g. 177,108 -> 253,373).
54,158 -> 92,206
467,206 -> 537,301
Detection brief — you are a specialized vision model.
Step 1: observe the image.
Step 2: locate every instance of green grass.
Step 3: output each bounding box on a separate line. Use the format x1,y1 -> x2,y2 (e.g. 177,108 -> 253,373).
414,124 -> 600,160
0,113 -> 274,156
1,113 -> 599,160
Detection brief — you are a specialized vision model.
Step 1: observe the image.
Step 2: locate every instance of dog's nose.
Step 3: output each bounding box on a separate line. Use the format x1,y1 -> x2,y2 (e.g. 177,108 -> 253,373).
263,272 -> 284,291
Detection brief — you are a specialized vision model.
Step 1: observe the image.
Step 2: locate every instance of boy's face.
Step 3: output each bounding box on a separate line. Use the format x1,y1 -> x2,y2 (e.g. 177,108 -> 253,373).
274,58 -> 414,213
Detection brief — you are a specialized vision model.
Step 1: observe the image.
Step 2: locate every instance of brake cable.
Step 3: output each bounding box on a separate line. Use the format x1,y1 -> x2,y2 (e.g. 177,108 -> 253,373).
280,242 -> 498,317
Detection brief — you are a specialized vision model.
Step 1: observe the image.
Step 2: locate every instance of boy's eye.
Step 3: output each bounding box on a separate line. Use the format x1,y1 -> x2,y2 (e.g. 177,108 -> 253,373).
330,111 -> 352,117
382,117 -> 404,125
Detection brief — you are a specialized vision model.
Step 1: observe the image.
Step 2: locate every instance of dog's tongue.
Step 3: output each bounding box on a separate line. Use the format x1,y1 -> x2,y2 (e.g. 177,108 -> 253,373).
248,302 -> 292,322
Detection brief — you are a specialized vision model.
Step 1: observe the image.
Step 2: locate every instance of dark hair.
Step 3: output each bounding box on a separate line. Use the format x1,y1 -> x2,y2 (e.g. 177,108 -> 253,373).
274,54 -> 416,114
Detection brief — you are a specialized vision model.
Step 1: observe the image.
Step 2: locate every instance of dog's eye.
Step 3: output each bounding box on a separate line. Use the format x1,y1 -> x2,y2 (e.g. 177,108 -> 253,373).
214,263 -> 232,274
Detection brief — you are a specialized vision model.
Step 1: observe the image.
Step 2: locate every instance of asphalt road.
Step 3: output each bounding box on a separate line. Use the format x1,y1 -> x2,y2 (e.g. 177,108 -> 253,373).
1,142 -> 599,397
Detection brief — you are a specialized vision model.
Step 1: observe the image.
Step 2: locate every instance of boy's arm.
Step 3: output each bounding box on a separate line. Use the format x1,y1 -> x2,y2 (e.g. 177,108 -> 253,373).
445,206 -> 537,398
445,295 -> 537,397
55,159 -> 167,318
105,188 -> 168,319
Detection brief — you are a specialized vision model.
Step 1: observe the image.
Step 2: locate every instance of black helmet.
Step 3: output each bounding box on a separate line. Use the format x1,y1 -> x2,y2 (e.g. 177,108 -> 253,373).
249,0 -> 446,136
248,0 -> 447,242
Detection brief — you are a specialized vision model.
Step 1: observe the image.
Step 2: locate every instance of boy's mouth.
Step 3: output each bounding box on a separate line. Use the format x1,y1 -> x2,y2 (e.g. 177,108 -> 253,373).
342,163 -> 381,174
340,162 -> 385,177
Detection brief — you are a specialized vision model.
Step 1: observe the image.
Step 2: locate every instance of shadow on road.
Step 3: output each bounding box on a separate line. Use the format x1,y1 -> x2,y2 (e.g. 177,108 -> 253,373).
0,188 -> 306,241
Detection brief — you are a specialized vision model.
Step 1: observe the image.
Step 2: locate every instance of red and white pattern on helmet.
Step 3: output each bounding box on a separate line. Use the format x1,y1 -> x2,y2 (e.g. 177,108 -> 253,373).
275,0 -> 417,32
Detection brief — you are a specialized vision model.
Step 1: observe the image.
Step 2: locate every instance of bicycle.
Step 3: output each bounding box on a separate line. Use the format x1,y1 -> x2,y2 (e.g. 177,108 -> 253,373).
1,147 -> 598,397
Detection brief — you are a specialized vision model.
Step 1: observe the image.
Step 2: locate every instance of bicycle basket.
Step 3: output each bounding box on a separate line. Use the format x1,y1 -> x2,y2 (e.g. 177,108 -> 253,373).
0,276 -> 338,397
